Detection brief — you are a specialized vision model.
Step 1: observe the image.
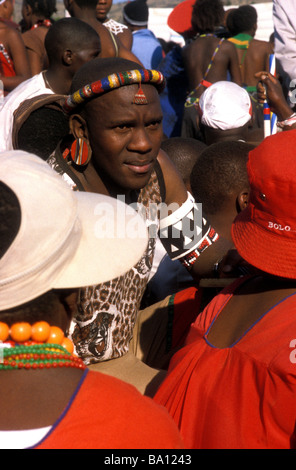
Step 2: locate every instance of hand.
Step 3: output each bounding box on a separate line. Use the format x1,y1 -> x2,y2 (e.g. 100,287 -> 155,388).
255,71 -> 292,120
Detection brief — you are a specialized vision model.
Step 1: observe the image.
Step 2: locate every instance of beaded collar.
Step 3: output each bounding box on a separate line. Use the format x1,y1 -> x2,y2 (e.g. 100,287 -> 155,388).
31,19 -> 52,30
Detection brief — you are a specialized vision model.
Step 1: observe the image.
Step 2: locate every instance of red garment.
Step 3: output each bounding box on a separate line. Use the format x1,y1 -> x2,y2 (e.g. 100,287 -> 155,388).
0,43 -> 15,78
169,287 -> 203,351
154,280 -> 296,449
34,370 -> 184,449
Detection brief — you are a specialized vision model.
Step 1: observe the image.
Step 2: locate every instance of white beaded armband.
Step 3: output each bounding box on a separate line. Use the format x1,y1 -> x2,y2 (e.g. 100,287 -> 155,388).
277,112 -> 296,128
158,192 -> 219,266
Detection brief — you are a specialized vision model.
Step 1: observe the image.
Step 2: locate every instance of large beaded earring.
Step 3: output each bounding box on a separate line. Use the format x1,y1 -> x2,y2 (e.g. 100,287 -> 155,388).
69,137 -> 92,166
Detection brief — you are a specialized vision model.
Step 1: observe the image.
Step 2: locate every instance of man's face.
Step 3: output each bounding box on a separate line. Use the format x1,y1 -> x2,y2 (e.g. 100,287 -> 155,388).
96,0 -> 112,22
84,84 -> 163,193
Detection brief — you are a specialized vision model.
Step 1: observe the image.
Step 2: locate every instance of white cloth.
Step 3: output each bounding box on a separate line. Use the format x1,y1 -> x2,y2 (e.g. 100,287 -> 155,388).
0,72 -> 53,152
0,427 -> 51,449
273,0 -> 296,92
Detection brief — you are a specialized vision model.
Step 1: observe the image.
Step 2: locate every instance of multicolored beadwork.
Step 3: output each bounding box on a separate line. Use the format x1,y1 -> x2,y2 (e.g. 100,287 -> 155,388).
63,69 -> 165,114
0,344 -> 86,371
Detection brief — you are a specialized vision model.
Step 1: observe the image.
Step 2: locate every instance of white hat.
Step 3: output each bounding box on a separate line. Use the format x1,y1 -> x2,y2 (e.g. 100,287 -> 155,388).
199,81 -> 252,130
0,151 -> 148,310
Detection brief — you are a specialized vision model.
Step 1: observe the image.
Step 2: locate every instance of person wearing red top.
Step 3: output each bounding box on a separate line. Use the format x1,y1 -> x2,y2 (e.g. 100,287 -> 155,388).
154,130 -> 296,449
0,150 -> 183,449
0,0 -> 30,95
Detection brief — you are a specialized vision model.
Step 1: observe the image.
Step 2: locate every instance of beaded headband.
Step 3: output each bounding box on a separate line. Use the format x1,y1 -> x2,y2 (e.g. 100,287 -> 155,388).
63,69 -> 165,114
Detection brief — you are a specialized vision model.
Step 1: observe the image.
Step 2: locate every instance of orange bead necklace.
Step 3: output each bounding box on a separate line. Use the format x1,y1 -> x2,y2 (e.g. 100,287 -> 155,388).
0,321 -> 86,371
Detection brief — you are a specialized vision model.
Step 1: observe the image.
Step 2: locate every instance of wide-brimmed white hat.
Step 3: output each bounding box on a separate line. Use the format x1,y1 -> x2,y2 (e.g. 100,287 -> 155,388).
199,81 -> 252,130
0,151 -> 148,310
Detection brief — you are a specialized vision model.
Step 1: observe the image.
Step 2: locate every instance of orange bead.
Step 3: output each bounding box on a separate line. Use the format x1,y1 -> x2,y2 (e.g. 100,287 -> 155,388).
10,322 -> 32,342
48,326 -> 64,344
31,321 -> 51,342
62,337 -> 74,354
0,322 -> 9,342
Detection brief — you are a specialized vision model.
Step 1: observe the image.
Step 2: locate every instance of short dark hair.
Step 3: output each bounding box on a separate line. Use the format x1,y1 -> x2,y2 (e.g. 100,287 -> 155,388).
227,5 -> 257,36
45,18 -> 101,63
161,137 -> 207,185
191,0 -> 224,34
190,141 -> 253,215
71,57 -> 144,93
0,182 -> 21,260
24,0 -> 56,17
17,107 -> 70,161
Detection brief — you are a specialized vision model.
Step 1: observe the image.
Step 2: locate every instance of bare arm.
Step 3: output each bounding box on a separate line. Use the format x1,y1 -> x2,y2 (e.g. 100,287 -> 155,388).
157,150 -> 232,282
1,29 -> 30,92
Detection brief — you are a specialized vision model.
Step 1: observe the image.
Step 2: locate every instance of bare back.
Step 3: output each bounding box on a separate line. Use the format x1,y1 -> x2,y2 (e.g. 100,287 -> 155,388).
182,35 -> 242,95
236,38 -> 273,88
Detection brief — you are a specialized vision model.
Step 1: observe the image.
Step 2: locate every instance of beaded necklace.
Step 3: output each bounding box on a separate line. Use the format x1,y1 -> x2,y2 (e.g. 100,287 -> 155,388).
0,321 -> 86,371
31,19 -> 52,30
185,35 -> 225,108
0,343 -> 86,371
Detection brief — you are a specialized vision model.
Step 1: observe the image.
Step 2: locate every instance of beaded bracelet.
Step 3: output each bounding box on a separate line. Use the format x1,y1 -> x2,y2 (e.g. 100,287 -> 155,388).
277,112 -> 296,128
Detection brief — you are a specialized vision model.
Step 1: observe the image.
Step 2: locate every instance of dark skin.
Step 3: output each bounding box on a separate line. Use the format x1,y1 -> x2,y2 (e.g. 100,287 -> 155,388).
229,24 -> 273,89
207,274 -> 296,348
182,34 -> 242,99
0,290 -> 84,430
21,0 -> 51,76
43,36 -> 101,95
69,82 -> 235,281
96,0 -> 133,50
255,70 -> 296,126
64,0 -> 142,64
0,1 -> 31,92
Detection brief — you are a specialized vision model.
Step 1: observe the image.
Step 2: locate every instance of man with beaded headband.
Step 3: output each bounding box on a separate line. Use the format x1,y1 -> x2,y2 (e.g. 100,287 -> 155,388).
45,57 -> 227,392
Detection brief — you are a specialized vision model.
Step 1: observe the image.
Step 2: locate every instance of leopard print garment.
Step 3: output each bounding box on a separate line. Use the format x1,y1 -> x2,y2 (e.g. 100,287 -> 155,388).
47,151 -> 163,364
73,171 -> 162,364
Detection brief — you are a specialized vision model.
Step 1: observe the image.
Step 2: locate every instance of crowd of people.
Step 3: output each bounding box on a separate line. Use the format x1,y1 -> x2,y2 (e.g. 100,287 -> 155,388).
1,0 -> 296,450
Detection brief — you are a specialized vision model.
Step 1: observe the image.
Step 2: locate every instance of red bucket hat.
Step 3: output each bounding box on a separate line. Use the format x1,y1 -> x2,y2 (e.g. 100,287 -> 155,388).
167,0 -> 195,36
232,130 -> 296,279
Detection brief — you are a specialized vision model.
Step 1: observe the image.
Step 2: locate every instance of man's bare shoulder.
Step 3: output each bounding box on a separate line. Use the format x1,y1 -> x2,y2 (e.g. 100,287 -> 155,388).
252,38 -> 273,52
0,22 -> 20,37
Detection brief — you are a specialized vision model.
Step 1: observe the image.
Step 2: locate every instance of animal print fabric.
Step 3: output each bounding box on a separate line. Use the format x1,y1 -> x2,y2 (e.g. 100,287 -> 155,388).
73,171 -> 162,364
47,150 -> 163,364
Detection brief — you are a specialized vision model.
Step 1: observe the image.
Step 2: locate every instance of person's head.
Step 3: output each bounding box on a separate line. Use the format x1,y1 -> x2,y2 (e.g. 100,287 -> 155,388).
191,0 -> 224,34
161,137 -> 207,191
64,0 -> 97,16
123,0 -> 148,31
0,0 -> 14,20
190,140 -> 253,241
226,5 -> 257,37
0,150 -> 148,328
96,0 -> 112,23
198,81 -> 252,145
232,130 -> 296,280
44,17 -> 101,71
64,57 -> 165,194
22,0 -> 56,27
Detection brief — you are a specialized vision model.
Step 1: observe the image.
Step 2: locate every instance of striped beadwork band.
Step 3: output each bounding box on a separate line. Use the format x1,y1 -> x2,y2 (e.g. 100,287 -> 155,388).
63,69 -> 165,114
